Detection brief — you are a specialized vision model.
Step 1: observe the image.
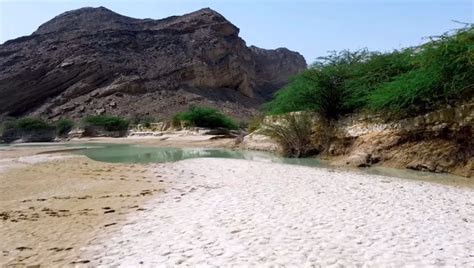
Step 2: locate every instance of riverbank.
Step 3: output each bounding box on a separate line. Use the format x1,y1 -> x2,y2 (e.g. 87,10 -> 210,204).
0,155 -> 164,266
240,102 -> 473,178
68,134 -> 236,148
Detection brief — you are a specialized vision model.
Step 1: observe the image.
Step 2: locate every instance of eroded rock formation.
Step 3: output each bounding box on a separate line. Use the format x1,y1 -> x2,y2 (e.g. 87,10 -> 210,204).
0,7 -> 306,120
241,103 -> 474,177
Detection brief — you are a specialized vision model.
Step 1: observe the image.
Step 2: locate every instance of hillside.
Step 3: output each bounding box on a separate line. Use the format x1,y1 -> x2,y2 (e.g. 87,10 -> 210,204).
0,7 -> 306,120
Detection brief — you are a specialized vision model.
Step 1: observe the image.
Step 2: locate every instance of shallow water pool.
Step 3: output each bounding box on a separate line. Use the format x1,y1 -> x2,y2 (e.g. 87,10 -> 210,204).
72,143 -> 325,167
71,144 -> 472,187
2,142 -> 471,187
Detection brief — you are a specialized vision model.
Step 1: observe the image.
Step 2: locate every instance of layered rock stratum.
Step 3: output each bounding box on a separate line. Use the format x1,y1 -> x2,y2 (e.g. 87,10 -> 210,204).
0,7 -> 306,120
241,103 -> 474,178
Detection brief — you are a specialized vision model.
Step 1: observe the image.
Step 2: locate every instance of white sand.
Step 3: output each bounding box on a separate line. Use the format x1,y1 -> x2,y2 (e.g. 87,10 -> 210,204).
84,158 -> 474,267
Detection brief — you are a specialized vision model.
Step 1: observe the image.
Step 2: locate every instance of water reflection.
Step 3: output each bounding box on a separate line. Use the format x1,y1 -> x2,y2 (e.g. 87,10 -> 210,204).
2,143 -> 469,187
75,144 -> 319,166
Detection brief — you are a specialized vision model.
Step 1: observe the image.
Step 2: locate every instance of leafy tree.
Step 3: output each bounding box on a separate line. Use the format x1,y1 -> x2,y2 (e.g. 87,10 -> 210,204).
266,25 -> 474,118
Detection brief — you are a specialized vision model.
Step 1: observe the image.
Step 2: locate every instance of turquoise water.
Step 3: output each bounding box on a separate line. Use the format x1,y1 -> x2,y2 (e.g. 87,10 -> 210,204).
72,143 -> 325,167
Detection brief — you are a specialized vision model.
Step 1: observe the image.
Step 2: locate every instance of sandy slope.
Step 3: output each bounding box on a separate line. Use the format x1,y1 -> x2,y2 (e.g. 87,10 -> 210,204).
85,158 -> 474,267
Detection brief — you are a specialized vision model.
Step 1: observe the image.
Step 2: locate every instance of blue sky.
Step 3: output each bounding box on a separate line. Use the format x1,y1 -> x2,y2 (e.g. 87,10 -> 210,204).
0,0 -> 472,64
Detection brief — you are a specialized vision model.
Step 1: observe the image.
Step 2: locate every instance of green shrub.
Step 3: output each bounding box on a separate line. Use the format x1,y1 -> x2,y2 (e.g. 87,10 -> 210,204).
367,26 -> 474,114
83,115 -> 129,131
343,49 -> 415,110
56,118 -> 74,136
265,51 -> 362,119
175,106 -> 238,130
260,113 -> 316,157
266,25 -> 474,119
1,118 -> 55,143
16,118 -> 54,132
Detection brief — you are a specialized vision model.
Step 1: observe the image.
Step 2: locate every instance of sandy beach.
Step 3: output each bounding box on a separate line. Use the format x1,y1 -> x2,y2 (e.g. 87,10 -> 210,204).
0,146 -> 473,266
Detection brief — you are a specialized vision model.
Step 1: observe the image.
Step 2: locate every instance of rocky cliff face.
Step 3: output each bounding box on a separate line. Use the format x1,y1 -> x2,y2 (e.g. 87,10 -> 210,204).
327,103 -> 473,177
0,7 -> 306,120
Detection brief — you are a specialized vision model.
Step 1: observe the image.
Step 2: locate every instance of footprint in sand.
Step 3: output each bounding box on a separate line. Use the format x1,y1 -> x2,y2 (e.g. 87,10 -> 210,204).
71,260 -> 90,264
48,247 -> 73,252
16,246 -> 32,251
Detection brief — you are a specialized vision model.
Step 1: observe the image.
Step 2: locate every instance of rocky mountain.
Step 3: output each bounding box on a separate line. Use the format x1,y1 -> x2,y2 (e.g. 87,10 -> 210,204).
0,7 -> 306,120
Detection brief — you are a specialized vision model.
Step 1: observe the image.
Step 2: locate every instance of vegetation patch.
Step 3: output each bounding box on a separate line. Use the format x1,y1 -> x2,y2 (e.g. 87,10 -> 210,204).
260,113 -> 317,157
265,26 -> 474,119
16,117 -> 55,132
83,115 -> 129,132
1,117 -> 55,142
174,106 -> 238,130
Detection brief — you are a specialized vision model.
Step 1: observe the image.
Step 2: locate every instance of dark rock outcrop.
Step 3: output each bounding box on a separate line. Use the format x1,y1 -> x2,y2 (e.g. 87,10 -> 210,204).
0,7 -> 306,120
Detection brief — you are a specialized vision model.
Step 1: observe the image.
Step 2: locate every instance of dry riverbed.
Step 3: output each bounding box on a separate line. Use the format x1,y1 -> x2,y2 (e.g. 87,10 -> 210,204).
0,143 -> 473,266
85,158 -> 474,266
0,154 -> 164,266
